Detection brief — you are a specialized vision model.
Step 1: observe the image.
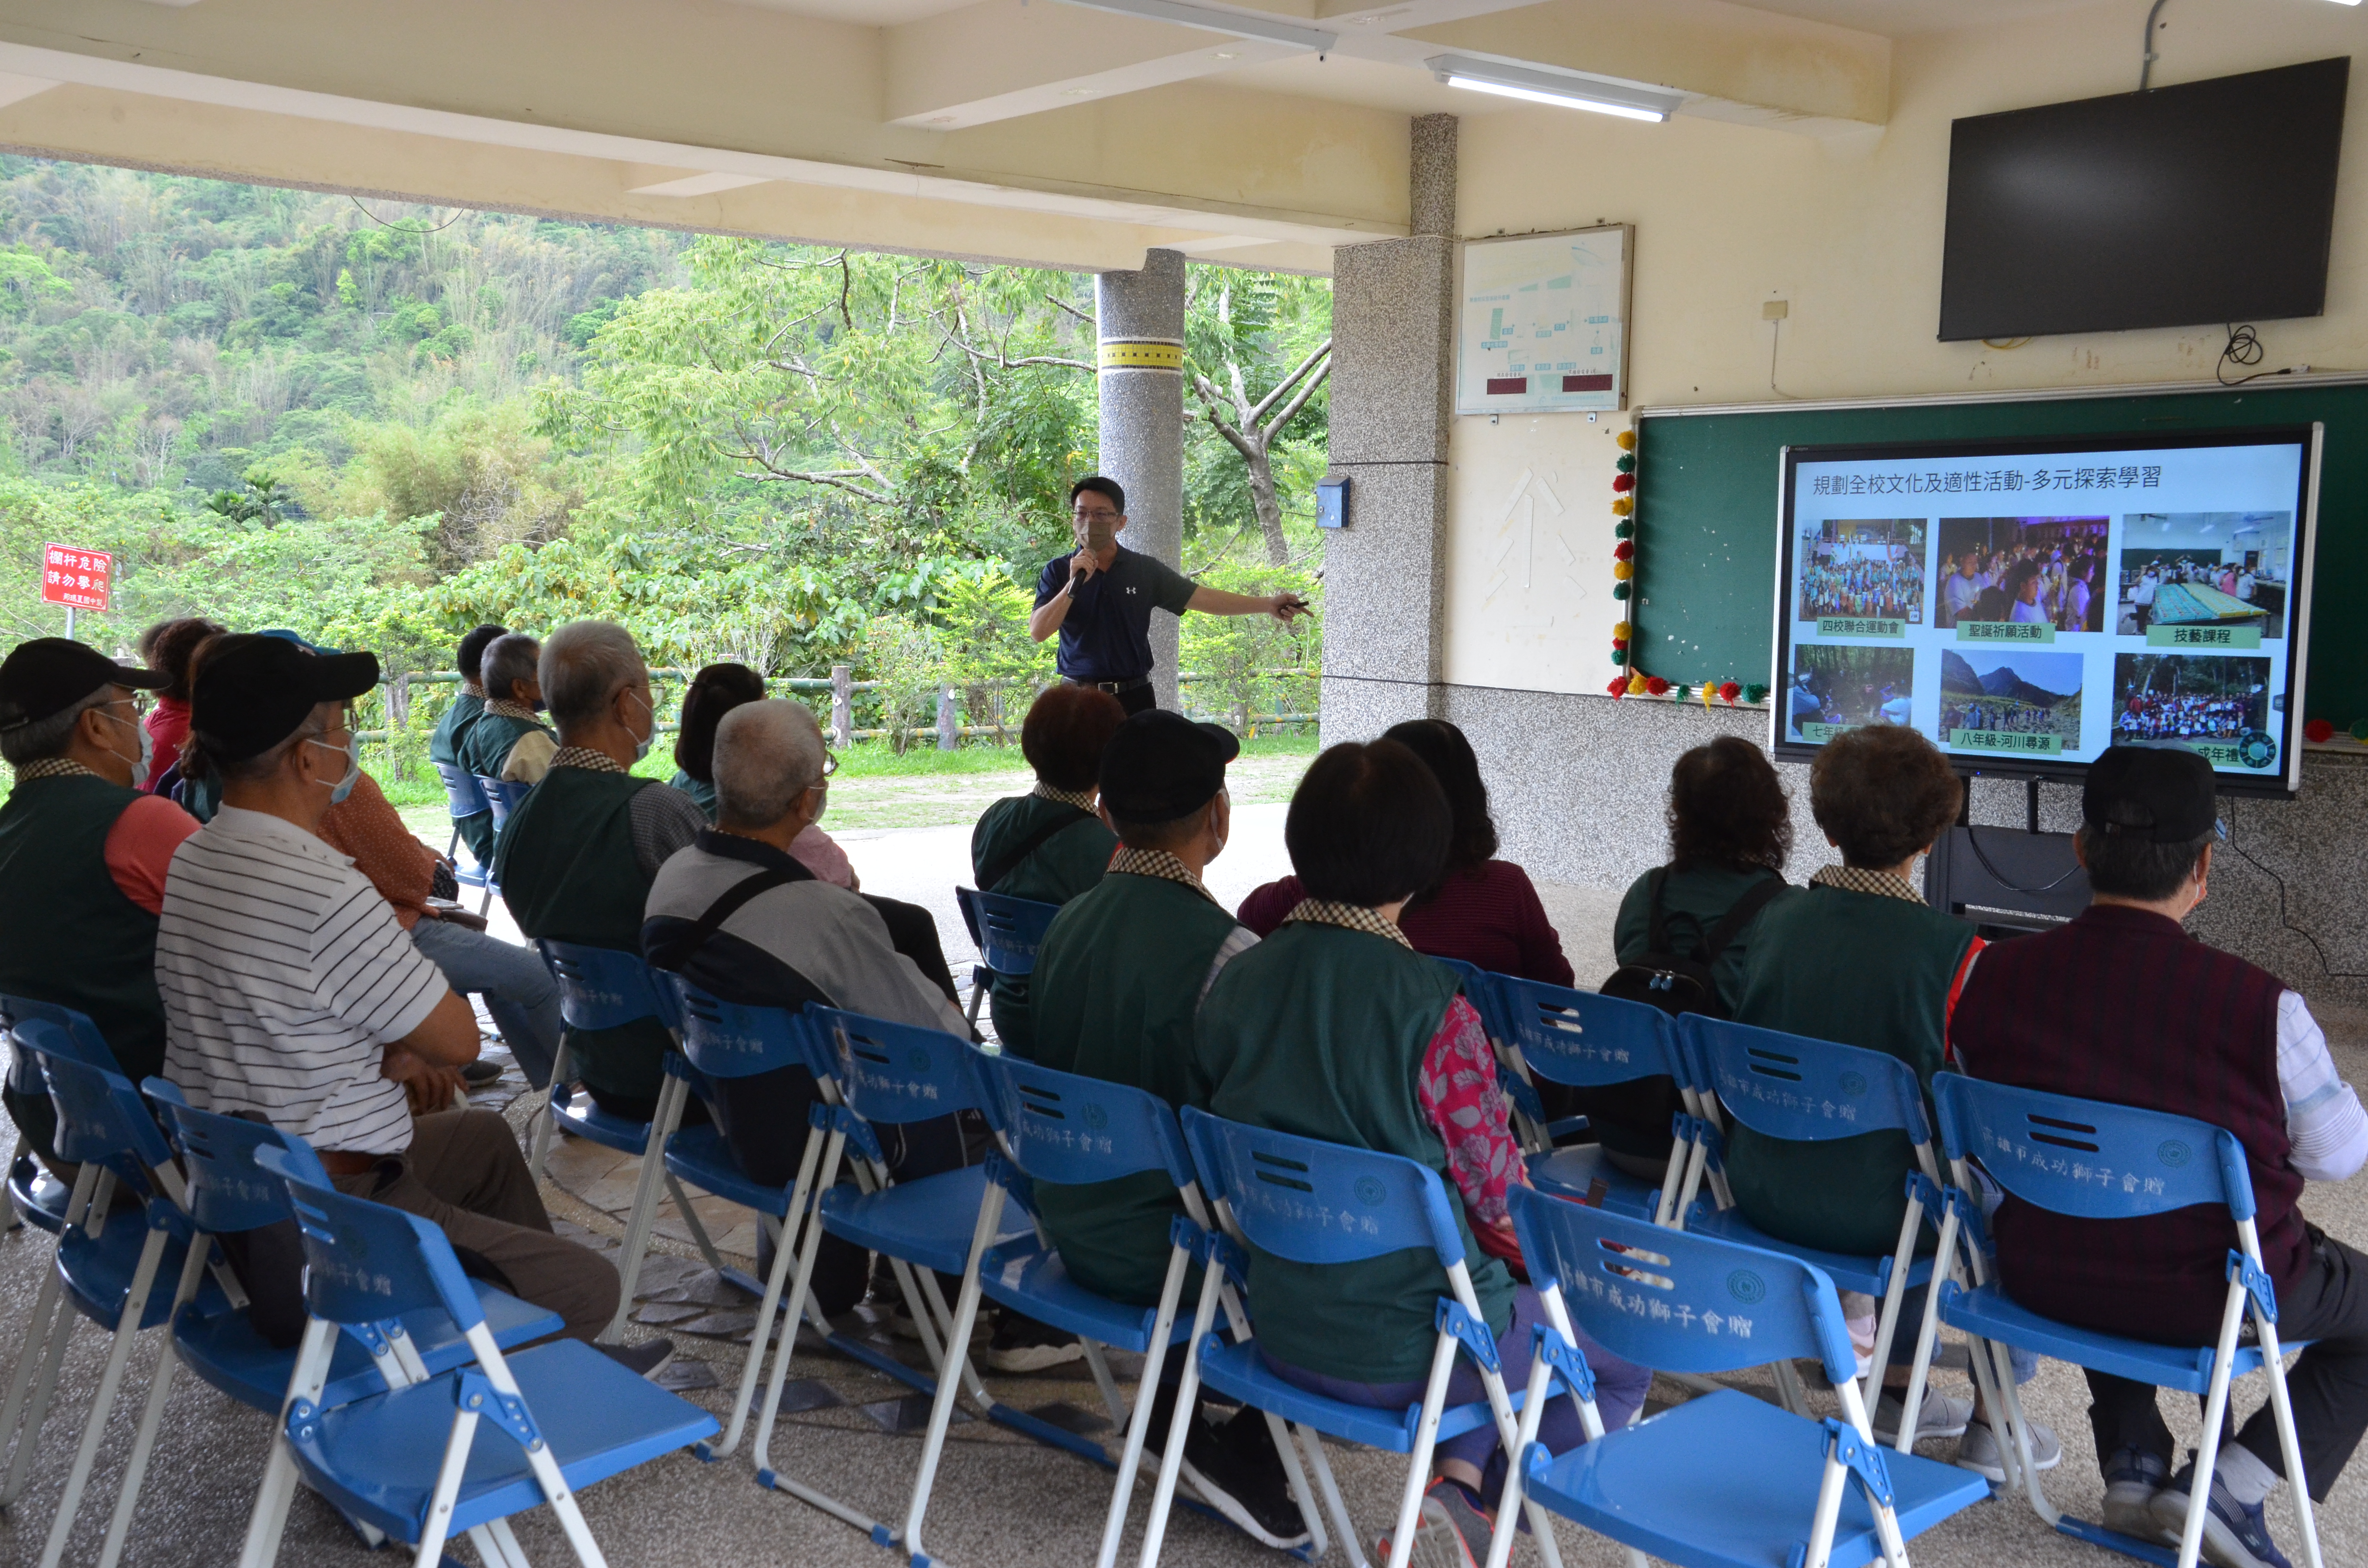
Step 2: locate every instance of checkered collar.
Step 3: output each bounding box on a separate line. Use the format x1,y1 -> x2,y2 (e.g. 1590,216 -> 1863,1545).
10,758 -> 98,784
550,747 -> 625,775
1283,898 -> 1414,949
1810,864 -> 1925,905
483,698 -> 542,723
1031,781 -> 1099,812
1108,846 -> 1218,906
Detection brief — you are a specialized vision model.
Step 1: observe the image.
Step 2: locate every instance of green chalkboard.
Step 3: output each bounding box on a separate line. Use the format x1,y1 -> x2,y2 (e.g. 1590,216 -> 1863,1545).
1633,380 -> 2368,724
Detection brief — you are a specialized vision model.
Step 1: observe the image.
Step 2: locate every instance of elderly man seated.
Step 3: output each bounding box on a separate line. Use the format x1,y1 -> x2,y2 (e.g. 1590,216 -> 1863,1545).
156,632 -> 650,1363
642,698 -> 980,1320
493,621 -> 706,1122
0,639 -> 195,1168
459,631 -> 556,787
432,622 -> 506,862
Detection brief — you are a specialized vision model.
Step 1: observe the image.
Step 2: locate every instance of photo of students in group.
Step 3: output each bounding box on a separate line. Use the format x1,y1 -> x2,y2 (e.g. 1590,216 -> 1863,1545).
1787,644 -> 1917,739
2112,653 -> 2271,742
1797,518 -> 1926,625
1934,515 -> 2109,631
1936,648 -> 2083,756
2116,512 -> 2292,638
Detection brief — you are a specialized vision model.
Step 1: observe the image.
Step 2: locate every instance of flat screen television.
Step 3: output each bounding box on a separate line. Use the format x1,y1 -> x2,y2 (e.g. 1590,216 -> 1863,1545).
1772,427 -> 2320,797
1939,58 -> 2349,342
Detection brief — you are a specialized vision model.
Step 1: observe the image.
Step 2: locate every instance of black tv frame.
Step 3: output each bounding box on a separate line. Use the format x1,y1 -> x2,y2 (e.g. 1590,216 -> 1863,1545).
1770,425 -> 2321,798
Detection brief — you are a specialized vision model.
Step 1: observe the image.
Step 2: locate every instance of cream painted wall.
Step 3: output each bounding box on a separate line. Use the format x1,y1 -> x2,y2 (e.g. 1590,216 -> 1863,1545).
1441,0 -> 2368,695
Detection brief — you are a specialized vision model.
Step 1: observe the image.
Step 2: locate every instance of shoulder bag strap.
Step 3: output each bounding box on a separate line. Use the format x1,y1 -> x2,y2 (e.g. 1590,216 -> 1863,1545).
1644,867 -> 1674,954
978,806 -> 1091,894
1699,873 -> 1789,965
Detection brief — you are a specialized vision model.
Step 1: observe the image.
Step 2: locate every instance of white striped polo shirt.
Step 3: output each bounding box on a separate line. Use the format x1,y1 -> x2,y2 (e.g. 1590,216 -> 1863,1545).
158,804 -> 447,1155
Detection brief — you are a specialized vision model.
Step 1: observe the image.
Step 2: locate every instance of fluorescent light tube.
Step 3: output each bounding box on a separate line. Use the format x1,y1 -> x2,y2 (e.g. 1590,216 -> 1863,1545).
1055,0 -> 1338,52
1427,54 -> 1682,122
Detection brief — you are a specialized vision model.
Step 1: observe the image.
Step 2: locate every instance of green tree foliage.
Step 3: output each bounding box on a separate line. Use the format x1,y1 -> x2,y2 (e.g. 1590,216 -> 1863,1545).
1178,560 -> 1320,733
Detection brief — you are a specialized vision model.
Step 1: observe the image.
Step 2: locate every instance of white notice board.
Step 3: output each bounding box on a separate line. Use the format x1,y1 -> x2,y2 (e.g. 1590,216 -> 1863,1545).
1455,225 -> 1631,416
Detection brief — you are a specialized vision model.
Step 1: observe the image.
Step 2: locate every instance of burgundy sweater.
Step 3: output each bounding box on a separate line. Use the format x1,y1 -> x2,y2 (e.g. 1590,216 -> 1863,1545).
1237,861 -> 1574,988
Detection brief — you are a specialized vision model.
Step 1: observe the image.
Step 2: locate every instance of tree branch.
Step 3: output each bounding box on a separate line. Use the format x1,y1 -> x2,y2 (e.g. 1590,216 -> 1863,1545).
1249,337 -> 1332,426
1259,354 -> 1332,440
941,333 -> 1095,374
1045,293 -> 1096,327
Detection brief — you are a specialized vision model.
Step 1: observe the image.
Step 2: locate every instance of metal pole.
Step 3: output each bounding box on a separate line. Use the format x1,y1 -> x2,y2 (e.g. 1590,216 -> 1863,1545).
62,607 -> 73,642
831,664 -> 853,748
936,688 -> 958,752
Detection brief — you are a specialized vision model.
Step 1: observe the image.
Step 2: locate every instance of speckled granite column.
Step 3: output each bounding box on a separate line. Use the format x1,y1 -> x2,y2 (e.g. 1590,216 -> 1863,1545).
1321,115 -> 1457,742
1096,248 -> 1186,711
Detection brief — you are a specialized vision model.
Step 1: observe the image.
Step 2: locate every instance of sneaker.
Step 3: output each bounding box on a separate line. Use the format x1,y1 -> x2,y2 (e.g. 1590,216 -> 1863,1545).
1872,1389 -> 1973,1444
1179,1410 -> 1312,1550
2148,1462 -> 2295,1568
981,1313 -> 1085,1373
1954,1416 -> 2061,1482
460,1057 -> 504,1086
2102,1447 -> 2171,1539
597,1337 -> 678,1380
1375,1478 -> 1489,1568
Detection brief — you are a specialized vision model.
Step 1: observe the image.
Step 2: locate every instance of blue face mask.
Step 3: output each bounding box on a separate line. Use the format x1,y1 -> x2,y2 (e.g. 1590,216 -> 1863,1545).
308,733 -> 361,805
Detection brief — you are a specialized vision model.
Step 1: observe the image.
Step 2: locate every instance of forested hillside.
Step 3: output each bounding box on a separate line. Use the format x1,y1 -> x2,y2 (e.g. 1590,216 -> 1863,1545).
0,158 -> 1329,744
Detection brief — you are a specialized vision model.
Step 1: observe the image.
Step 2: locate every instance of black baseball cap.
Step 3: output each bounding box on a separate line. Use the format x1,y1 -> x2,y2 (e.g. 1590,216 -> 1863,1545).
1098,709 -> 1239,823
190,633 -> 380,763
2084,744 -> 2217,843
0,639 -> 166,733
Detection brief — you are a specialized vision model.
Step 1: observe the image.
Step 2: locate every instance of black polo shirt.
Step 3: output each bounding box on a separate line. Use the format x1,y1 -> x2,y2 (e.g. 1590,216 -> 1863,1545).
1033,546 -> 1197,683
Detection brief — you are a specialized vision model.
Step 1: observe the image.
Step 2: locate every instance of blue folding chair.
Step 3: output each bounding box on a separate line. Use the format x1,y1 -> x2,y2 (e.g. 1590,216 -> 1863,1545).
1432,959 -> 1561,1153
898,1049 -> 1329,1568
1681,1015 -> 1951,1417
435,761 -> 497,913
1500,976 -> 1702,1224
478,773 -> 530,832
1147,1107 -> 1560,1568
240,1143 -> 718,1567
952,886 -> 1062,1034
1902,1074 -> 2325,1568
530,939 -> 720,1340
1,997 -> 120,1237
4,1029 -> 237,1568
1484,1186 -> 1989,1568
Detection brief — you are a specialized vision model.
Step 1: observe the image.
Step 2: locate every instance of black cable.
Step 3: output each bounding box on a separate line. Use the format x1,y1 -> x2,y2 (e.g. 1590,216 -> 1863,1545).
348,194 -> 467,233
2217,802 -> 2368,978
2216,323 -> 2282,388
1962,824 -> 2085,896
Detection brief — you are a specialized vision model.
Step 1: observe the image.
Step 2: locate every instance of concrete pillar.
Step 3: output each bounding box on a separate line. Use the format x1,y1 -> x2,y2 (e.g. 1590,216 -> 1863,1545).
1320,114 -> 1457,741
1096,248 -> 1187,711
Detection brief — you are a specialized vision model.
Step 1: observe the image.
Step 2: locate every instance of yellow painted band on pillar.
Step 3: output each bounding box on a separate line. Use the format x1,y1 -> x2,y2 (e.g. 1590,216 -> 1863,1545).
1098,340 -> 1184,371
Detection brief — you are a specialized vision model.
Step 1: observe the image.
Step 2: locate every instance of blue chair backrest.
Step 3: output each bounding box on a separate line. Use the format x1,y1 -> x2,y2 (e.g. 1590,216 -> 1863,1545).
255,1144 -> 485,1333
1,995 -> 122,1072
539,940 -> 679,1033
957,889 -> 1061,978
1178,1106 -> 1464,1270
1932,1072 -> 2250,1223
810,1007 -> 980,1125
143,1078 -> 333,1234
1510,1183 -> 1856,1386
24,1026 -> 174,1174
667,978 -> 816,1080
1433,958 -> 1513,1047
1684,1014 -> 1931,1146
479,776 -> 530,831
965,1048 -> 1194,1190
434,760 -> 489,820
1496,975 -> 1682,1090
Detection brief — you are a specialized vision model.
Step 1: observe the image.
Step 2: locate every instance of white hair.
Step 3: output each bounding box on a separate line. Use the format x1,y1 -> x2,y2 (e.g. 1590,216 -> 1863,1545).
479,634 -> 541,704
540,621 -> 644,729
714,699 -> 826,830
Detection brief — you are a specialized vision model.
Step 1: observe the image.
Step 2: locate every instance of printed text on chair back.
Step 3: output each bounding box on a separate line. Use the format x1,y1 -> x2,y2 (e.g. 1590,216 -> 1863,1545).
1686,1014 -> 1932,1145
1498,977 -> 1681,1090
539,940 -> 678,1033
1930,1072 -> 2252,1222
668,979 -> 816,1080
144,1078 -> 331,1234
1510,1184 -> 1855,1384
961,889 -> 1061,978
966,1049 -> 1193,1188
253,1143 -> 487,1333
810,1006 -> 979,1123
22,1023 -> 172,1173
1179,1107 -> 1464,1268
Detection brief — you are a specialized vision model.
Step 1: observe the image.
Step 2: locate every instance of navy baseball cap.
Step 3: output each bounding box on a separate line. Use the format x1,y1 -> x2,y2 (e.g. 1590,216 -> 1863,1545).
2084,744 -> 2217,843
1098,710 -> 1239,823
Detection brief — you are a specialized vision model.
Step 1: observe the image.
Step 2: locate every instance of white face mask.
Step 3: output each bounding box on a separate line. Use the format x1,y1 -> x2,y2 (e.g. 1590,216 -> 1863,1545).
307,732 -> 361,805
624,688 -> 656,763
96,706 -> 151,783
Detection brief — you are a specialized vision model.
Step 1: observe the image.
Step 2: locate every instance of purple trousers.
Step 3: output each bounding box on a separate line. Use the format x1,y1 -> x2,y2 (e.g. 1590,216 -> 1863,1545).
1261,1286 -> 1652,1499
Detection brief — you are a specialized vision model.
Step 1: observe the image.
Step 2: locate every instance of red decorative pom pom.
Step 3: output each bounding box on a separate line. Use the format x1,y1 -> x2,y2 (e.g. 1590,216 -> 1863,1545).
1607,676 -> 1629,698
1645,676 -> 1670,696
1611,473 -> 1635,493
1718,681 -> 1742,703
2306,718 -> 2336,744
1612,637 -> 1628,651
1612,540 -> 1634,561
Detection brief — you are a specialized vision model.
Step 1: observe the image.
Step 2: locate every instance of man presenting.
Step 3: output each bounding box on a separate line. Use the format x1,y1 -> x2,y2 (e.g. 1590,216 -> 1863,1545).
1030,476 -> 1307,715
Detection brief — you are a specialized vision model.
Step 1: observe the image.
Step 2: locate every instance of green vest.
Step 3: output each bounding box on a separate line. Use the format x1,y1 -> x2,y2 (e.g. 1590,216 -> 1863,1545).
495,766 -> 670,1103
1727,882 -> 1976,1257
667,770 -> 718,823
0,774 -> 170,1161
432,693 -> 493,861
970,795 -> 1116,1056
1195,922 -> 1512,1382
1028,871 -> 1240,1305
459,710 -> 553,782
